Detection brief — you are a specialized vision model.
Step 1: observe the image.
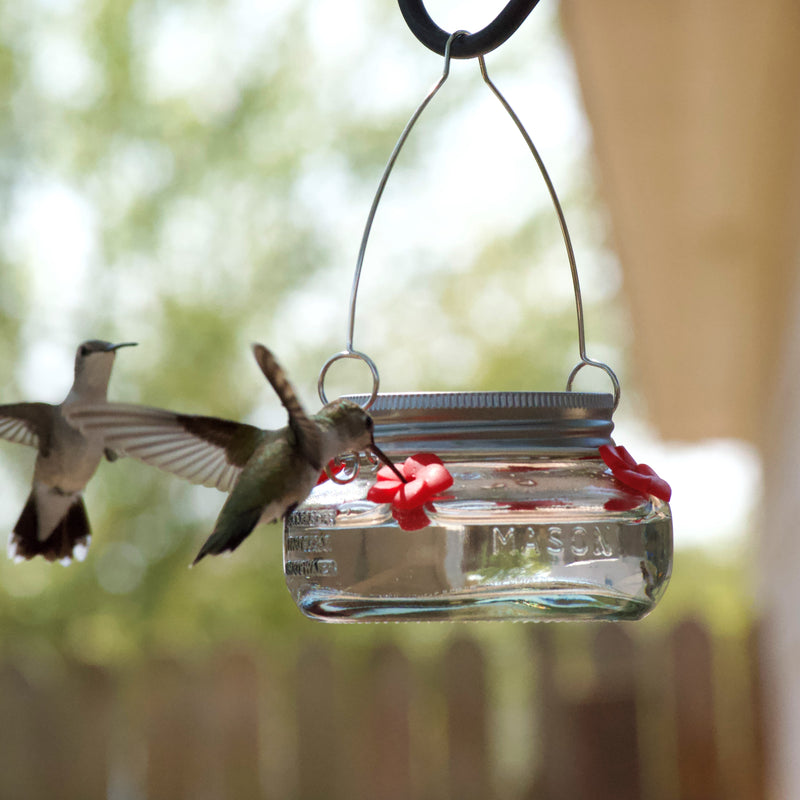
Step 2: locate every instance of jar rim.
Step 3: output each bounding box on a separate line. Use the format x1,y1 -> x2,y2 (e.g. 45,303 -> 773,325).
345,391 -> 615,454
346,391 -> 613,415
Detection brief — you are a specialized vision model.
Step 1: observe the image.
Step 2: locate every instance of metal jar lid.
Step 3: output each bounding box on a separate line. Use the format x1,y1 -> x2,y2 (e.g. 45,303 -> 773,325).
346,391 -> 614,456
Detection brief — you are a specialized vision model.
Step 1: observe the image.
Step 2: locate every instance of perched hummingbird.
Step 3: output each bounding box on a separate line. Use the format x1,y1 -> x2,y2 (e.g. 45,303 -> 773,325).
67,344 -> 402,565
0,340 -> 137,564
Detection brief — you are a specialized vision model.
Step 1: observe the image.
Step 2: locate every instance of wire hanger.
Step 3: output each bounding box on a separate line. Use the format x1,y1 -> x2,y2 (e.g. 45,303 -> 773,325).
318,32 -> 620,410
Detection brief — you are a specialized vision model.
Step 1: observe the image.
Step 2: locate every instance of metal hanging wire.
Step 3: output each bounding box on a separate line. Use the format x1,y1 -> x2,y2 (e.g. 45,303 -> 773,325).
318,31 -> 620,410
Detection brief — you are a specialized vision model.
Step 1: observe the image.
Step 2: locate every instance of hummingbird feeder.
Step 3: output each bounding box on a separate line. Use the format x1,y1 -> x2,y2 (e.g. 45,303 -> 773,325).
284,1 -> 673,623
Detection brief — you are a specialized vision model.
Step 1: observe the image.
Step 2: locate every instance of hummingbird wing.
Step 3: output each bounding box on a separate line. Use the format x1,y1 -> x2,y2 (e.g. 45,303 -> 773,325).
193,437 -> 313,564
66,403 -> 269,492
0,403 -> 54,453
252,344 -> 323,470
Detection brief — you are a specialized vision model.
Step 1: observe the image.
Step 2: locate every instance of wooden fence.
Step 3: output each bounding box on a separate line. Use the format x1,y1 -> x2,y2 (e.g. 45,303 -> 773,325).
0,618 -> 768,800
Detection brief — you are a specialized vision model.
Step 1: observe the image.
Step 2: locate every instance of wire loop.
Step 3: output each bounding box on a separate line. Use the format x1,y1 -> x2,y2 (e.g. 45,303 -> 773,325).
318,349 -> 380,408
567,360 -> 621,409
327,452 -> 361,484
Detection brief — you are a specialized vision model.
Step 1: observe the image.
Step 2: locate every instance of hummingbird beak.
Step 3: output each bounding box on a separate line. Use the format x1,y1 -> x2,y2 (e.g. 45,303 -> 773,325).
369,442 -> 407,483
105,342 -> 138,352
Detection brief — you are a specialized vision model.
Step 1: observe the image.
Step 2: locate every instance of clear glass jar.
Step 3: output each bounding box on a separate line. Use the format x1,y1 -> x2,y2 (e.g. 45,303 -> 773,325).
283,391 -> 672,622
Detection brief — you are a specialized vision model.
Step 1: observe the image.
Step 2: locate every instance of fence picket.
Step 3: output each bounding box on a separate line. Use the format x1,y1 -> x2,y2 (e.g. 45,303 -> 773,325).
0,662 -> 51,800
141,657 -> 216,800
57,662 -> 114,800
444,636 -> 490,800
672,619 -> 723,800
294,642 -> 346,800
209,647 -> 262,800
747,625 -> 768,800
528,626 -> 582,799
359,643 -> 413,800
0,660 -> 112,800
573,625 -> 641,800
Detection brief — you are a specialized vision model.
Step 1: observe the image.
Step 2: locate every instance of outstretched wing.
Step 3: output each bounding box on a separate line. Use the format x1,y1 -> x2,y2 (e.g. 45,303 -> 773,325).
0,402 -> 53,451
66,403 -> 269,492
252,344 -> 322,470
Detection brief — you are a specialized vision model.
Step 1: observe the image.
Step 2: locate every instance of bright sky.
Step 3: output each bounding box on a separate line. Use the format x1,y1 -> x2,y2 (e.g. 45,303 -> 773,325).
1,0 -> 762,552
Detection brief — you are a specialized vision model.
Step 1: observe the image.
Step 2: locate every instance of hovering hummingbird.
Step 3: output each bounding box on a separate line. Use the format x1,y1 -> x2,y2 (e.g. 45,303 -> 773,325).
67,344 -> 403,565
0,340 -> 137,564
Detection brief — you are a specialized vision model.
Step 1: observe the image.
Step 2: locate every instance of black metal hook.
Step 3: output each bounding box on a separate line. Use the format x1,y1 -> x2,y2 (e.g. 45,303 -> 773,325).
397,0 -> 542,59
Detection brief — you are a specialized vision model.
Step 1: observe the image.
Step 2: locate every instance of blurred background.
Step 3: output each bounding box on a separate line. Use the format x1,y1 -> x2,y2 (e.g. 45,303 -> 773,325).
0,0 -> 793,797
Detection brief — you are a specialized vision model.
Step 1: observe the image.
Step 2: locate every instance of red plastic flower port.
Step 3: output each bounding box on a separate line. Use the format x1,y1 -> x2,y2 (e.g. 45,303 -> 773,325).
367,452 -> 454,531
599,444 -> 671,503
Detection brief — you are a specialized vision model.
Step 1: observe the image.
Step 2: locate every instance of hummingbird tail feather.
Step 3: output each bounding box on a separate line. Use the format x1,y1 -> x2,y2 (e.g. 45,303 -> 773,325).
9,493 -> 91,564
192,506 -> 263,565
251,344 -> 323,468
252,345 -> 301,415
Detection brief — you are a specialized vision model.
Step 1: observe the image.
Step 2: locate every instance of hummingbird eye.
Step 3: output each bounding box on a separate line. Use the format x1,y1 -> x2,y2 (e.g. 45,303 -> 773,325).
365,416 -> 374,432
79,345 -> 89,358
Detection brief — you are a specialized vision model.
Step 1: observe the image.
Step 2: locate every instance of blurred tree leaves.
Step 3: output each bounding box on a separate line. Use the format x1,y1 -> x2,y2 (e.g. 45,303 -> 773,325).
0,0 -> 625,661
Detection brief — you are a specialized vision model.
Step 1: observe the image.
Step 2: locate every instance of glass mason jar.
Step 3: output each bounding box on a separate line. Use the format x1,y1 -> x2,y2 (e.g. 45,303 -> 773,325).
283,391 -> 672,623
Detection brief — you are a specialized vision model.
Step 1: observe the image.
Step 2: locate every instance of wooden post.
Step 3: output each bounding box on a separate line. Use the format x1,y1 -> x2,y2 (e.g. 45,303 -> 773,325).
561,0 -> 800,442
